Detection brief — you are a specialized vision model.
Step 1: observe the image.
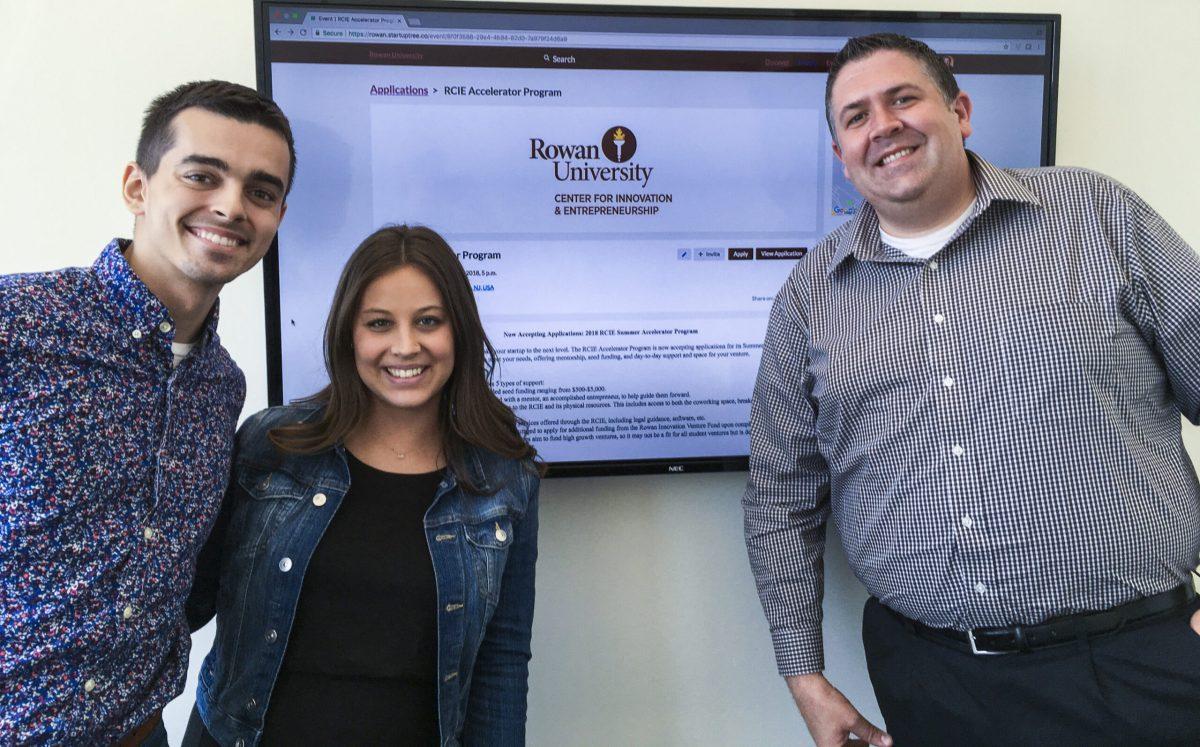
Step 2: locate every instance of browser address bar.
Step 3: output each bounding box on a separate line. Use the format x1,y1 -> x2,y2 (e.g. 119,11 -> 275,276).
304,27 -> 1031,54
308,28 -> 835,51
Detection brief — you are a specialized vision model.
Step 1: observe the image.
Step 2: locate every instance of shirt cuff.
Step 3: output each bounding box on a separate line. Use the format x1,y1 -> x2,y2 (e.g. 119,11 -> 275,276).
771,625 -> 825,677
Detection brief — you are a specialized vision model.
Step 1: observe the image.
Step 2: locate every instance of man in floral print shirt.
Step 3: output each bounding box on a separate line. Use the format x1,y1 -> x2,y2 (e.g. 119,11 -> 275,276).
0,81 -> 294,745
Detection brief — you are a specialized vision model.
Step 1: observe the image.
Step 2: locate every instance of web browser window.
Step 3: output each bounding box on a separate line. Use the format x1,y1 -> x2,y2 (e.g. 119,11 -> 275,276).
260,3 -> 1057,473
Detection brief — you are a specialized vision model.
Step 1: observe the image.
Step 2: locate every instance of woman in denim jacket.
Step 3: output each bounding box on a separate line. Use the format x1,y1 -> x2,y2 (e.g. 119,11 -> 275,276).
184,226 -> 542,747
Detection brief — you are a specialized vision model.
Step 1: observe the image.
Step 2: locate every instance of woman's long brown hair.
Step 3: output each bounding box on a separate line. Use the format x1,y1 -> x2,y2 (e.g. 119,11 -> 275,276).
268,225 -> 543,492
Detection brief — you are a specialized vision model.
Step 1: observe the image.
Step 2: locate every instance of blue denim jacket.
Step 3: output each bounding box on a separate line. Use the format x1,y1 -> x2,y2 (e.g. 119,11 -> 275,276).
186,403 -> 539,747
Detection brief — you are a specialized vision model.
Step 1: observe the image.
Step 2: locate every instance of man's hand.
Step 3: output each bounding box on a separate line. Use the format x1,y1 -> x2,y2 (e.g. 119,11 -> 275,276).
1190,607 -> 1200,636
786,673 -> 892,747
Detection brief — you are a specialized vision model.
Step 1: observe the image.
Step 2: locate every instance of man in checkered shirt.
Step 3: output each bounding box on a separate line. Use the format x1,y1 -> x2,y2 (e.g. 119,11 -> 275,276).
744,33 -> 1200,746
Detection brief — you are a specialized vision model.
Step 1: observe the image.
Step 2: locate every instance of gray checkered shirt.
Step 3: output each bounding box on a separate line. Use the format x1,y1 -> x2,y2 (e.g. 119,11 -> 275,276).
744,153 -> 1200,676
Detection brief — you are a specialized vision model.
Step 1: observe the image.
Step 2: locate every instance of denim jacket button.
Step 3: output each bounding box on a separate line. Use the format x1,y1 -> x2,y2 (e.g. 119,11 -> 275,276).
246,697 -> 257,712
312,492 -> 327,507
265,628 -> 278,643
278,557 -> 293,572
494,523 -> 508,543
235,739 -> 245,747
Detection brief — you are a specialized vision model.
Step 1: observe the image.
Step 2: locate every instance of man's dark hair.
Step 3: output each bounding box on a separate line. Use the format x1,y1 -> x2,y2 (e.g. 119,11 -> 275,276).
824,33 -> 960,139
136,80 -> 297,195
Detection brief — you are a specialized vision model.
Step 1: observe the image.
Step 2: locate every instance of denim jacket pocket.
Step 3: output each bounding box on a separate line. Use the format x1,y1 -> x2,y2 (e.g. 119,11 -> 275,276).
236,467 -> 311,501
463,515 -> 514,605
228,467 -> 310,560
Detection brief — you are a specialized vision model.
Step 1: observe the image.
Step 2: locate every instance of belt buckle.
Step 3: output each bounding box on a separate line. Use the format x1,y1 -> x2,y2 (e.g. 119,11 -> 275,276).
967,628 -> 1013,656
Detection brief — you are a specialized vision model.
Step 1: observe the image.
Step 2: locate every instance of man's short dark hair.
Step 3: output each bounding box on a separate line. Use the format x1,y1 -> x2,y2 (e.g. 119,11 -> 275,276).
824,33 -> 960,139
136,80 -> 297,195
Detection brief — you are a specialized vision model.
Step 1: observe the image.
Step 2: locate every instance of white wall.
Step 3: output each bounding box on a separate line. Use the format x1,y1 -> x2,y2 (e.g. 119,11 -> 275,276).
2,1 -> 1198,744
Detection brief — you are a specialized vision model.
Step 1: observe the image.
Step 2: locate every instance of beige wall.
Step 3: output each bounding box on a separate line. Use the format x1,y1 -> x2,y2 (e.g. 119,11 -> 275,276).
2,2 -> 1197,744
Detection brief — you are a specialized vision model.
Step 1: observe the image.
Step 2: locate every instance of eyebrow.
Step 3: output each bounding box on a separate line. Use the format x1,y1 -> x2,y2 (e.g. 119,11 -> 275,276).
838,83 -> 921,121
179,154 -> 287,193
361,305 -> 445,315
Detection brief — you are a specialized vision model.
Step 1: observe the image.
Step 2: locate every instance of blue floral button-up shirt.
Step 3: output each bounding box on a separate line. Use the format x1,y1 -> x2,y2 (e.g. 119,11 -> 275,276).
0,240 -> 245,743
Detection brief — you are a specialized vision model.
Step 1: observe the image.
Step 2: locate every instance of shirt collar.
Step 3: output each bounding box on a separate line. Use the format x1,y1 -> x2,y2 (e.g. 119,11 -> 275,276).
828,151 -> 1043,276
92,238 -> 221,345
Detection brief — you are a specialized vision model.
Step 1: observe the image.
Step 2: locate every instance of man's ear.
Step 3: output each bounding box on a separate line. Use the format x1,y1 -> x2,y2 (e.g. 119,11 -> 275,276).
953,91 -> 974,142
831,141 -> 849,178
122,162 -> 149,217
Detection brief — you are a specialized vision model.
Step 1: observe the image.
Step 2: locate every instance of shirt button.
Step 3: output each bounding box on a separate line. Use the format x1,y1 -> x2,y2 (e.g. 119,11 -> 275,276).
130,329 -> 143,340
278,557 -> 293,572
929,260 -> 940,271
122,605 -> 135,620
942,376 -> 955,388
951,445 -> 965,457
158,321 -> 172,334
961,516 -> 974,529
246,697 -> 257,711
974,582 -> 988,595
143,527 -> 155,540
83,678 -> 97,693
933,313 -> 946,325
495,524 -> 508,542
312,492 -> 327,507
265,628 -> 278,643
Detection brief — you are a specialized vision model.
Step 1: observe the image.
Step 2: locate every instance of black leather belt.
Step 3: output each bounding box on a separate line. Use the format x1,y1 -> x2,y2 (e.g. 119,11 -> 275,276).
118,709 -> 163,746
895,585 -> 1196,656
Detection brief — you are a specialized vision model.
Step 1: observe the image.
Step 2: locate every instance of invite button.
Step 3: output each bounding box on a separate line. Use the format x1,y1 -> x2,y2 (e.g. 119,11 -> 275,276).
756,247 -> 808,260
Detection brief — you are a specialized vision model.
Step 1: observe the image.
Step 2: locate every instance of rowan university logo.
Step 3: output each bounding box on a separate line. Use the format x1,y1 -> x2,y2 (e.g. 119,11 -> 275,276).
529,125 -> 654,188
602,126 -> 636,163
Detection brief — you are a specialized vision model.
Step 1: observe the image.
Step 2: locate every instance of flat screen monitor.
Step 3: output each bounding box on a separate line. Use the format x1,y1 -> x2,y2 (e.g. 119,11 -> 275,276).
254,1 -> 1060,476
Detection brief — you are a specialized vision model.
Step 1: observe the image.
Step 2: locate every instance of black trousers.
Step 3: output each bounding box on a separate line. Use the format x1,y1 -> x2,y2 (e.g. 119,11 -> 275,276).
180,707 -> 219,747
862,595 -> 1200,746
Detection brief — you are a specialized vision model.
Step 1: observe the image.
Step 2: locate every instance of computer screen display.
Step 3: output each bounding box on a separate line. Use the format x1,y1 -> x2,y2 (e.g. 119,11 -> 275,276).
255,1 -> 1059,475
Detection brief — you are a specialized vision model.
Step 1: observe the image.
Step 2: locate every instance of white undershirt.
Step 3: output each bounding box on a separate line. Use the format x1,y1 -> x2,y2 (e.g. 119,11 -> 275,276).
880,200 -> 977,259
171,341 -> 196,368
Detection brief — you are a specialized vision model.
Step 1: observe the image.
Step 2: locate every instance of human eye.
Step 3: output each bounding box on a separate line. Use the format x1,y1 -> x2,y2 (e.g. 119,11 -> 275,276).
364,316 -> 392,331
182,171 -> 215,186
416,314 -> 444,328
249,187 -> 279,205
845,111 -> 866,128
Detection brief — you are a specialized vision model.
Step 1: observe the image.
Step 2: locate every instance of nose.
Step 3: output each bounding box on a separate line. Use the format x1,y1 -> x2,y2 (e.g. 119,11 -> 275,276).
869,105 -> 903,139
389,324 -> 421,357
210,183 -> 248,223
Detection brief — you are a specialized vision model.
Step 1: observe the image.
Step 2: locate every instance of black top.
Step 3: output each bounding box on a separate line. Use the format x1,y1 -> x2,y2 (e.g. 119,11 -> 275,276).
259,453 -> 443,745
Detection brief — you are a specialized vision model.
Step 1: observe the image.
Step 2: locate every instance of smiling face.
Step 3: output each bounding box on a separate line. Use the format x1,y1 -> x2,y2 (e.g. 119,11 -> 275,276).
122,107 -> 290,300
353,265 -> 456,427
829,49 -> 975,235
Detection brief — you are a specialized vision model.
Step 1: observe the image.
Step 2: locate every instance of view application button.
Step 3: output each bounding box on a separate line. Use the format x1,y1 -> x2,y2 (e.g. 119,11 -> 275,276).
755,247 -> 808,260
